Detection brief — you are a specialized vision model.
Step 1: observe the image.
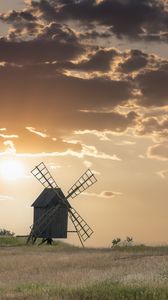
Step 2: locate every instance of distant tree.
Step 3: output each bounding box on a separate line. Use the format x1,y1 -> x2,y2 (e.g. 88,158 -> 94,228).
0,229 -> 15,236
111,238 -> 121,247
125,236 -> 133,245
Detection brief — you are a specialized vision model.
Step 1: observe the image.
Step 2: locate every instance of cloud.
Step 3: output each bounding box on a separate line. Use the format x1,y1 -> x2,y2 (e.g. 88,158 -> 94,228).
0,195 -> 14,201
0,63 -> 136,135
119,49 -> 148,73
3,141 -> 16,154
46,0 -> 168,41
136,64 -> 168,107
74,130 -> 111,141
157,169 -> 168,179
0,8 -> 41,39
24,143 -> 120,160
0,37 -> 84,64
114,140 -> 136,146
81,144 -> 121,160
0,126 -> 120,161
0,9 -> 36,23
3,142 -> 120,161
136,114 -> 168,142
147,143 -> 168,160
79,28 -> 111,40
0,1 -> 168,153
60,48 -> 118,72
37,22 -> 78,42
0,128 -> 82,155
0,134 -> 19,139
46,162 -> 61,170
26,127 -> 48,138
2,0 -> 168,42
0,128 -> 7,131
83,190 -> 122,198
29,0 -> 57,21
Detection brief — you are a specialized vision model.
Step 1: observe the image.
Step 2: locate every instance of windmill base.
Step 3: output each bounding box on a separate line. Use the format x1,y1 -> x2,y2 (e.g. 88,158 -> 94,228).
26,231 -> 85,247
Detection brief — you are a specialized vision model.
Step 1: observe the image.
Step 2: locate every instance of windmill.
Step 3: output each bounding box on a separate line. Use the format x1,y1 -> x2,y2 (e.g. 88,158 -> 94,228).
27,162 -> 97,247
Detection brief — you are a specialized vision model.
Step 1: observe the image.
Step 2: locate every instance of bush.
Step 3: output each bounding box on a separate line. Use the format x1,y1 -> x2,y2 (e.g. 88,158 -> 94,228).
111,238 -> 121,247
0,229 -> 15,236
111,236 -> 133,248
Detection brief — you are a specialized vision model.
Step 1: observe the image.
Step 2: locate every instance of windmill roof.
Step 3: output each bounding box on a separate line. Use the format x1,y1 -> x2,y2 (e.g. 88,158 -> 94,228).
31,188 -> 68,208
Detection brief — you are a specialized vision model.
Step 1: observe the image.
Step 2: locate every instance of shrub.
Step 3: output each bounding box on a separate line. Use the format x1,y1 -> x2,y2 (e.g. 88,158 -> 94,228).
111,238 -> 121,247
111,236 -> 133,248
0,229 -> 15,236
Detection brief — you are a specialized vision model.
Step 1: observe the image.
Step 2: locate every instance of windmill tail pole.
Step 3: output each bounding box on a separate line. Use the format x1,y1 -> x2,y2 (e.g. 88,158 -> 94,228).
76,230 -> 85,248
68,213 -> 85,248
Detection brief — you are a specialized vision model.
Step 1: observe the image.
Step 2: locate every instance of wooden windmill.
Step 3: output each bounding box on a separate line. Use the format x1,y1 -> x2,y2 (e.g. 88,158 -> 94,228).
27,162 -> 97,247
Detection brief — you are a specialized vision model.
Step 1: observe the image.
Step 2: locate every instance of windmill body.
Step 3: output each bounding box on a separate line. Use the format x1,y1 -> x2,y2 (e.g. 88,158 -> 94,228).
27,162 -> 97,246
32,188 -> 69,239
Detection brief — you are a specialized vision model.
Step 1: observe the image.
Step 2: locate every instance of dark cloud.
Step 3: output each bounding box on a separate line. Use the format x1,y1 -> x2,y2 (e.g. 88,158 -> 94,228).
102,191 -> 115,197
0,60 -> 134,134
58,48 -> 118,72
79,29 -> 111,40
0,0 -> 168,149
30,0 -> 57,21
76,48 -> 117,72
0,8 -> 39,39
119,49 -> 148,73
0,37 -> 84,64
0,62 -> 133,106
38,75 -> 133,109
4,0 -> 167,42
37,22 -> 77,42
0,10 -> 36,23
136,64 -> 168,107
0,51 -> 137,143
37,0 -> 168,41
8,23 -> 42,40
70,110 -> 137,132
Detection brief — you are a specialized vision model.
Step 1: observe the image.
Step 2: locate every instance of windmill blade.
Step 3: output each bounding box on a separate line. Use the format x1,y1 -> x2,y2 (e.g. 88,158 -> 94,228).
69,207 -> 93,242
67,169 -> 97,199
31,162 -> 59,189
27,204 -> 61,244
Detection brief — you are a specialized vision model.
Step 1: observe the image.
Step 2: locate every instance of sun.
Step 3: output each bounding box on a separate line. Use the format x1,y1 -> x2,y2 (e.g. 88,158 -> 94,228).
0,160 -> 24,181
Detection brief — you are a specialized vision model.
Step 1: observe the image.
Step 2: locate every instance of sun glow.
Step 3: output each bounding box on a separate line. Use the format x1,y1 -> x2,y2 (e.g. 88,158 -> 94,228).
0,160 -> 24,181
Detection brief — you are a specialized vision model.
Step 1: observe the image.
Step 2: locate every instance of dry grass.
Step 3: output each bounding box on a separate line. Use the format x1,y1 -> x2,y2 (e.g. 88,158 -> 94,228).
0,239 -> 168,299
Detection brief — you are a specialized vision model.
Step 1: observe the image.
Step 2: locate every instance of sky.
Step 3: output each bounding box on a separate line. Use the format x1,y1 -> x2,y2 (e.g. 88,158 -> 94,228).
0,0 -> 168,247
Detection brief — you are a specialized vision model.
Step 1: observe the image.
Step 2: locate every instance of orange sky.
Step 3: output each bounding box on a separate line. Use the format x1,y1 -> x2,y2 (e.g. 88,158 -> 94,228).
0,0 -> 168,247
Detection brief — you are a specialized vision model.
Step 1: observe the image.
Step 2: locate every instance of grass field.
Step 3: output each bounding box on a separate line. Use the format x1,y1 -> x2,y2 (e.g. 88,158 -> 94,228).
0,237 -> 168,299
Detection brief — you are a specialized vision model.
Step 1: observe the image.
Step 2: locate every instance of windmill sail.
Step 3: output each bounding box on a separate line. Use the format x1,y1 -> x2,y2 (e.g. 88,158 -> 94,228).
69,207 -> 93,242
31,162 -> 59,189
67,169 -> 97,199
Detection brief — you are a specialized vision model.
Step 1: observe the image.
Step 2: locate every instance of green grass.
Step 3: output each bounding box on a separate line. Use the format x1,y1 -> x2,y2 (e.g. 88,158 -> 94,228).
0,236 -> 26,246
1,281 -> 168,300
0,236 -> 69,247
